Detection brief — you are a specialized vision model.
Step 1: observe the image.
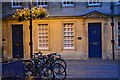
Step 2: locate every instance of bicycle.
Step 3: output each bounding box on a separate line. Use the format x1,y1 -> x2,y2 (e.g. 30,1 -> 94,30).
36,52 -> 67,70
33,52 -> 67,80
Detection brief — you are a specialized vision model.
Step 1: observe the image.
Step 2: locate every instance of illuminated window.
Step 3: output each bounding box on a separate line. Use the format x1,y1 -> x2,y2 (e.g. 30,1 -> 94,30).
12,0 -> 22,7
62,0 -> 74,6
37,0 -> 47,7
88,0 -> 101,6
63,23 -> 75,49
38,24 -> 49,49
118,22 -> 120,47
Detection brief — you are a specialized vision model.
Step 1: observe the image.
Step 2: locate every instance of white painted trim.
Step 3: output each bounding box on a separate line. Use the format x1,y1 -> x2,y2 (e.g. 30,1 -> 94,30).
64,47 -> 75,49
63,22 -> 75,50
37,24 -> 49,50
39,47 -> 49,49
62,0 -> 74,6
11,0 -> 22,8
88,0 -> 101,6
117,22 -> 120,48
37,0 -> 48,7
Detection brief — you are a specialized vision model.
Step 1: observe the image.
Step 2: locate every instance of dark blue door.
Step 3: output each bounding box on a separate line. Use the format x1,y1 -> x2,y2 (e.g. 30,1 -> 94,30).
12,25 -> 23,58
88,23 -> 102,58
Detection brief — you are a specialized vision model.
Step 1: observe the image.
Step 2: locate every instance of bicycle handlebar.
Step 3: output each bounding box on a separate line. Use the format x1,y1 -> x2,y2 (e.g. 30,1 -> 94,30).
33,51 -> 43,58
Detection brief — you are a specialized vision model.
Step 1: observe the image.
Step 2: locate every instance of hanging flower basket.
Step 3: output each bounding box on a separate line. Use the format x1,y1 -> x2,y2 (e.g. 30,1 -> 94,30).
13,6 -> 48,22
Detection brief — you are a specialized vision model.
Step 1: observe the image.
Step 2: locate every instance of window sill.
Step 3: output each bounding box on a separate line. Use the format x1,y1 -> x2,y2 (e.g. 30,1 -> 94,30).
61,5 -> 75,8
38,49 -> 50,51
11,6 -> 23,9
86,4 -> 102,7
61,48 -> 77,51
114,3 -> 120,6
37,5 -> 48,8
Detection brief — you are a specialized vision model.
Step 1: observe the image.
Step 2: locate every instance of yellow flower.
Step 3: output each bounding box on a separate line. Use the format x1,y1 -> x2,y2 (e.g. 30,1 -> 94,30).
13,15 -> 15,17
13,6 -> 47,22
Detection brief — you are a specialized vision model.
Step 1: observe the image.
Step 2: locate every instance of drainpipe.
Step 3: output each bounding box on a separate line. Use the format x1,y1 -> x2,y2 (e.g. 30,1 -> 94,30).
111,2 -> 115,60
29,0 -> 33,58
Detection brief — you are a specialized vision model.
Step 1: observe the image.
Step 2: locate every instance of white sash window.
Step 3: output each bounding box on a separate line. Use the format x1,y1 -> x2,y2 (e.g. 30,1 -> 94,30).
88,0 -> 101,6
62,0 -> 74,6
38,24 -> 49,49
12,0 -> 22,8
37,0 -> 48,7
63,23 -> 75,49
118,22 -> 120,47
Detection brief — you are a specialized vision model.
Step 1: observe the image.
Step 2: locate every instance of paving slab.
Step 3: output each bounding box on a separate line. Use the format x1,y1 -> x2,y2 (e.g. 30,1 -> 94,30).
66,60 -> 120,80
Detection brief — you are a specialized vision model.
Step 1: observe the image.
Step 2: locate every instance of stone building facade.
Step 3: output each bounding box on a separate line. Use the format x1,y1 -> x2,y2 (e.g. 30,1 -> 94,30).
1,1 -> 120,60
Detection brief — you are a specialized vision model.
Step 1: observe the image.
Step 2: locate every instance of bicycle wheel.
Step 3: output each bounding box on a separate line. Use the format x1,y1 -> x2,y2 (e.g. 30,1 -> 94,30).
42,63 -> 54,78
22,60 -> 35,77
53,58 -> 67,70
52,63 -> 66,80
35,59 -> 44,76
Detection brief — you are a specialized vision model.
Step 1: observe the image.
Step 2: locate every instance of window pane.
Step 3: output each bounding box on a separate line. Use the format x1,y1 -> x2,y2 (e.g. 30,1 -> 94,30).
38,2 -> 40,5
12,0 -> 22,7
118,39 -> 120,43
63,1 -> 66,4
67,2 -> 70,4
118,35 -> 120,38
93,1 -> 96,4
62,0 -> 74,6
37,0 -> 47,6
45,2 -> 47,5
118,22 -> 120,47
20,2 -> 22,6
71,1 -> 73,4
88,0 -> 101,5
13,2 -> 15,6
119,27 -> 120,30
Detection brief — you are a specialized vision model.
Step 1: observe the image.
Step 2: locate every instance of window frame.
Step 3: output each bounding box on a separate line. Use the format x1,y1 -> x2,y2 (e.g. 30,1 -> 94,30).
118,22 -> 120,48
62,22 -> 75,50
116,0 -> 120,5
62,0 -> 74,7
37,0 -> 48,7
37,24 -> 49,50
88,0 -> 101,6
11,0 -> 22,8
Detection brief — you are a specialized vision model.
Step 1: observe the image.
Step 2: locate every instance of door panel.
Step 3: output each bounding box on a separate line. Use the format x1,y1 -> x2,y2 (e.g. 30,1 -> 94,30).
88,23 -> 102,58
12,25 -> 23,58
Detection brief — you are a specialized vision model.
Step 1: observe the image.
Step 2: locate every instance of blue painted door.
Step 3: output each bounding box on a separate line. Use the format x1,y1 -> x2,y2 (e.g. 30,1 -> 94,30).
88,23 -> 102,58
12,25 -> 23,58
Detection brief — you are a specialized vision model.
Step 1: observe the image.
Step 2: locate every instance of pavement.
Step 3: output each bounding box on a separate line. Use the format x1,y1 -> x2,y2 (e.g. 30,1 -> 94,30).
1,59 -> 120,80
65,59 -> 120,80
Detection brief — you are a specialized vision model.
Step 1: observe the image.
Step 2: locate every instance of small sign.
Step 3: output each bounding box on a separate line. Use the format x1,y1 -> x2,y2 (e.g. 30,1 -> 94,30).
2,39 -> 6,41
78,37 -> 82,40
